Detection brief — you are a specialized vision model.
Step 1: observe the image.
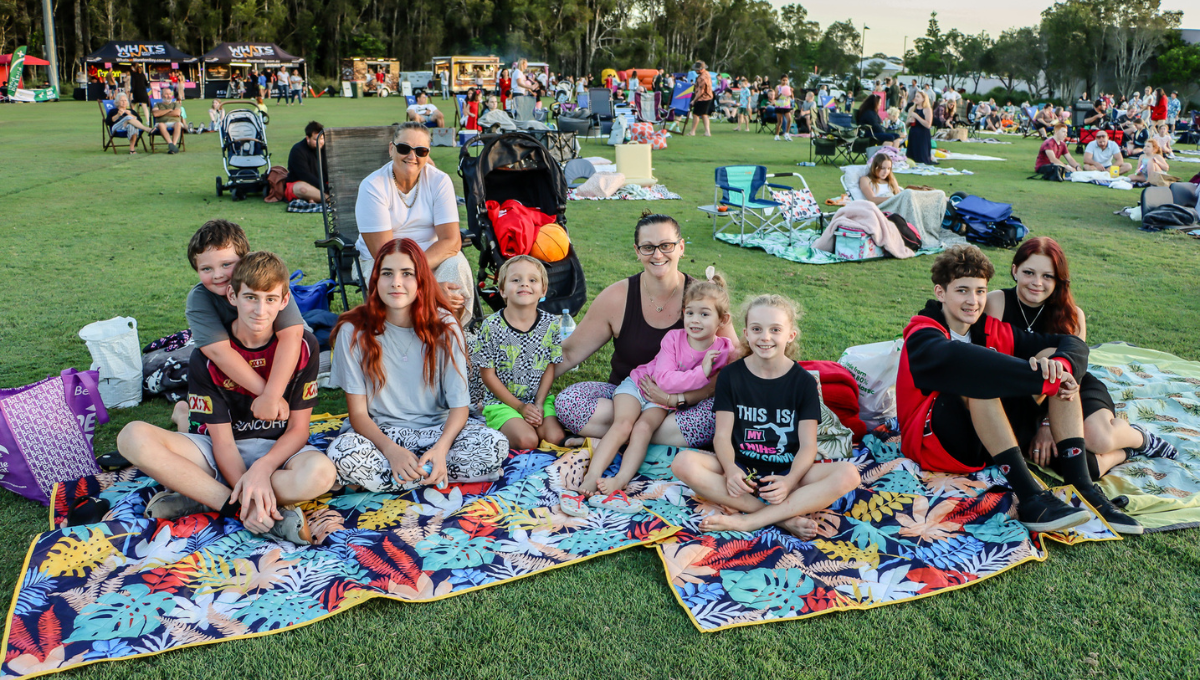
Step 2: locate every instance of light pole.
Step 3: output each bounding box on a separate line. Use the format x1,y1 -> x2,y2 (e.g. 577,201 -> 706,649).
41,0 -> 60,94
858,24 -> 870,87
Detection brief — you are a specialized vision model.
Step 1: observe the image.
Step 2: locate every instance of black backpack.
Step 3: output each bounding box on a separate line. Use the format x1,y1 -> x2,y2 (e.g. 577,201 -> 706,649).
1141,204 -> 1199,231
882,212 -> 922,251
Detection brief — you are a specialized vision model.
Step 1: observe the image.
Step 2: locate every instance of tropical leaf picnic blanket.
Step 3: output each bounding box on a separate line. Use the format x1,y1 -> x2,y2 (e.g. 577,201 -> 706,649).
13,353 -> 1200,673
1,429 -> 676,678
1081,344 -> 1200,531
648,436 -> 1117,632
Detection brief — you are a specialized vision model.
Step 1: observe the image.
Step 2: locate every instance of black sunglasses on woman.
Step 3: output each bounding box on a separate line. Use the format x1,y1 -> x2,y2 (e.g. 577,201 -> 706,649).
394,142 -> 430,158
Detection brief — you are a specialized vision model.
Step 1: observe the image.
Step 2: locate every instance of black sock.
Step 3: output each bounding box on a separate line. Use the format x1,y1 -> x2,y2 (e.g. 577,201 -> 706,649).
990,446 -> 1042,500
219,498 -> 242,519
1055,437 -> 1093,488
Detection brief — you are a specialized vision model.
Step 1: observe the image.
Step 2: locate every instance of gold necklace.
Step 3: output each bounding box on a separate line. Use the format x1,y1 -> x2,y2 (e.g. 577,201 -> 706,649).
393,171 -> 420,208
647,279 -> 680,313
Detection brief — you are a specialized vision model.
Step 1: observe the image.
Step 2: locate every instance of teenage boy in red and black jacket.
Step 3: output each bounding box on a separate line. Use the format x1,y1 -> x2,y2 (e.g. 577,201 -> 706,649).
896,245 -> 1140,534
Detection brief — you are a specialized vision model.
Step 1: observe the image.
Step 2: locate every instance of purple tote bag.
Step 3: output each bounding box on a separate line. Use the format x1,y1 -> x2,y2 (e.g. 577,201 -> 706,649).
0,368 -> 109,505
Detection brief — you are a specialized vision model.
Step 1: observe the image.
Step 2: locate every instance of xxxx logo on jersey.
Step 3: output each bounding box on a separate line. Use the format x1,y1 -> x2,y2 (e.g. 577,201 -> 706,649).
302,381 -> 318,400
188,394 -> 213,414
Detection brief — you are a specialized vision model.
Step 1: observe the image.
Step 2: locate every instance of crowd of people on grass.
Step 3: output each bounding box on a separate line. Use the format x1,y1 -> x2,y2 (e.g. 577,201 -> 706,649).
104,122 -> 1180,543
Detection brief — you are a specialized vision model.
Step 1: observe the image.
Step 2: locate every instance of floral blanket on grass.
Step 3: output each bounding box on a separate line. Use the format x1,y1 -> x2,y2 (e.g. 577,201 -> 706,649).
1080,344 -> 1200,532
1,426 -> 676,678
715,230 -> 945,266
567,184 -> 681,201
649,436 -> 1118,632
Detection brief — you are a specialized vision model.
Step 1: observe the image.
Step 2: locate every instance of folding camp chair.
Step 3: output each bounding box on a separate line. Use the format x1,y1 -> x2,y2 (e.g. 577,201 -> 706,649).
635,91 -> 665,130
588,88 -> 614,137
511,95 -> 537,122
147,98 -> 187,153
756,101 -> 778,135
953,107 -> 976,140
99,100 -> 148,154
454,94 -> 467,128
712,165 -> 792,243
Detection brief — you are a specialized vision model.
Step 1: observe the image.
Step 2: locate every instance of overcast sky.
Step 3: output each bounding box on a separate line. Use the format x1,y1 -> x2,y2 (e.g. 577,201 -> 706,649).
788,0 -> 1194,57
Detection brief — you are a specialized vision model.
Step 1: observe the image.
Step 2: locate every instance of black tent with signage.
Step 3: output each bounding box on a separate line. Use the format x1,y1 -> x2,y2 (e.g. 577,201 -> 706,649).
82,41 -> 199,100
201,43 -> 306,99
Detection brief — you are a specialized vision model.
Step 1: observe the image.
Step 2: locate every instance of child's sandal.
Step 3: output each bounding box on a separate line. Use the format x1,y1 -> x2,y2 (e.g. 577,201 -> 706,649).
588,489 -> 644,514
559,492 -> 590,517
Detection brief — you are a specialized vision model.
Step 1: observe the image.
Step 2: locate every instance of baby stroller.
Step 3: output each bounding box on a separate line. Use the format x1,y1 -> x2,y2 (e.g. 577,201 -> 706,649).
215,103 -> 270,201
459,132 -> 586,316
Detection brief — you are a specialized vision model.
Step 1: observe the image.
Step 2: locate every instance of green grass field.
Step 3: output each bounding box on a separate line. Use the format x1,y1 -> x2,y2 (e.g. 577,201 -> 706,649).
2,96 -> 1199,679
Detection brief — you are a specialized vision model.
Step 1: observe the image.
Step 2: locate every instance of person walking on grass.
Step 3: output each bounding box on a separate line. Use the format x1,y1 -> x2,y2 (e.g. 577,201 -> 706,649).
687,61 -> 714,137
671,294 -> 861,538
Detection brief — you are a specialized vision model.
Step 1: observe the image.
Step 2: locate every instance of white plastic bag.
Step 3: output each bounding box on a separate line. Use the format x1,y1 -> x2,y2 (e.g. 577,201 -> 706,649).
838,338 -> 903,428
79,317 -> 142,409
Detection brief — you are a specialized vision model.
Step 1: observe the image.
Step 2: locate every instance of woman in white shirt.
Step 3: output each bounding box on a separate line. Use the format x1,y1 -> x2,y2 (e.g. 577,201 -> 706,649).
326,237 -> 506,492
355,122 -> 474,323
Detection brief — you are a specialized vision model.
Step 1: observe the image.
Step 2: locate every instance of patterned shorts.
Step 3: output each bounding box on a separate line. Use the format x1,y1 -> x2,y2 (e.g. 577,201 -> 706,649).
325,420 -> 507,492
554,381 -> 716,449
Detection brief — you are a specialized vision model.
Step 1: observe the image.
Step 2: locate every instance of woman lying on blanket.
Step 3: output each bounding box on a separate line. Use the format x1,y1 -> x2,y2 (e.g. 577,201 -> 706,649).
671,295 -> 860,539
984,237 -> 1178,479
554,212 -> 739,450
325,238 -> 508,493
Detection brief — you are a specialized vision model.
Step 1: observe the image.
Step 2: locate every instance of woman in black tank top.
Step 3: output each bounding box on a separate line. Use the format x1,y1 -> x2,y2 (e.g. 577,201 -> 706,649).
552,214 -> 739,449
985,237 -> 1172,479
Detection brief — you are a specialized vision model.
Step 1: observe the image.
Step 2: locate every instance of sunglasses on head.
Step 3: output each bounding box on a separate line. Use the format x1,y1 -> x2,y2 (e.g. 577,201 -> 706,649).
393,142 -> 430,158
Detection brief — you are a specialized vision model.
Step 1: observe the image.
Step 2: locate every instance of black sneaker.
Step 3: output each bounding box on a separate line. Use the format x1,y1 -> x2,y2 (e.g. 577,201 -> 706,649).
1017,490 -> 1091,533
96,450 -> 131,470
167,143 -> 178,154
1129,424 -> 1178,460
1078,484 -> 1143,535
66,497 -> 111,526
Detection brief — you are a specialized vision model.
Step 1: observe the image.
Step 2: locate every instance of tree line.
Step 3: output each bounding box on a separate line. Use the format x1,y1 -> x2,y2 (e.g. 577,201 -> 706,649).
2,0 -> 1196,95
2,0 -> 863,83
905,1 -> 1199,101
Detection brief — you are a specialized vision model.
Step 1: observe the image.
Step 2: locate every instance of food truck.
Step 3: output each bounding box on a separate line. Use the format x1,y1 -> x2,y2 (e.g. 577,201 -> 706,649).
341,57 -> 400,97
430,56 -> 500,94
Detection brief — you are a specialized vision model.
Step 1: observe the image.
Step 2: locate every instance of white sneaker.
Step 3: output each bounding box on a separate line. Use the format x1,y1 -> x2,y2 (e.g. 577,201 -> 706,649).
784,133 -> 793,141
774,135 -> 781,141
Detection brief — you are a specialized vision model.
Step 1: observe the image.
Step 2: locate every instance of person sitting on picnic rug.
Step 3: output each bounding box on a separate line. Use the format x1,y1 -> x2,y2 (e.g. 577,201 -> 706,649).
117,252 -> 334,544
671,294 -> 860,538
555,212 -> 739,450
324,238 -> 508,493
894,245 -> 1142,534
985,237 -> 1178,479
355,122 -> 473,324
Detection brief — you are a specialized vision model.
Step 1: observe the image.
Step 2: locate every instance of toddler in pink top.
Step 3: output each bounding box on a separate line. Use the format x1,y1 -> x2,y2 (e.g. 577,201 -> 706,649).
580,271 -> 736,500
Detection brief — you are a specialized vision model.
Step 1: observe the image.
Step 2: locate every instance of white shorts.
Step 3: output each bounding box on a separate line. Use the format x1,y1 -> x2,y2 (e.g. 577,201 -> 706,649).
613,376 -> 665,412
182,433 -> 318,485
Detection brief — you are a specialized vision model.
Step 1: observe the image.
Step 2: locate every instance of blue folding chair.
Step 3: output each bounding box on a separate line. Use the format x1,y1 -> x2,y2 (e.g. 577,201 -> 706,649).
98,100 -> 148,154
148,98 -> 187,153
713,165 -> 793,243
454,94 -> 467,127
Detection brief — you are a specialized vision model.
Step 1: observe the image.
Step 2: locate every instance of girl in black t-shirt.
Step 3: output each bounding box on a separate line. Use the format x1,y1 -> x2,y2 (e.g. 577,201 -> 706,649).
671,295 -> 860,539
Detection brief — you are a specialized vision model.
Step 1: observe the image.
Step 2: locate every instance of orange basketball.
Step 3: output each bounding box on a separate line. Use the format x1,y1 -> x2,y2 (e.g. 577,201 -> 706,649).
530,224 -> 571,262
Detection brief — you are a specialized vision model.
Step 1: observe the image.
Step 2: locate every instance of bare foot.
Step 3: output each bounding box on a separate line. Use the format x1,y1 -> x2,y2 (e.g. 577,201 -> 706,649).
171,400 -> 190,432
578,473 -> 600,496
596,473 -> 633,496
699,512 -> 748,533
777,516 -> 818,540
563,437 -> 587,449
